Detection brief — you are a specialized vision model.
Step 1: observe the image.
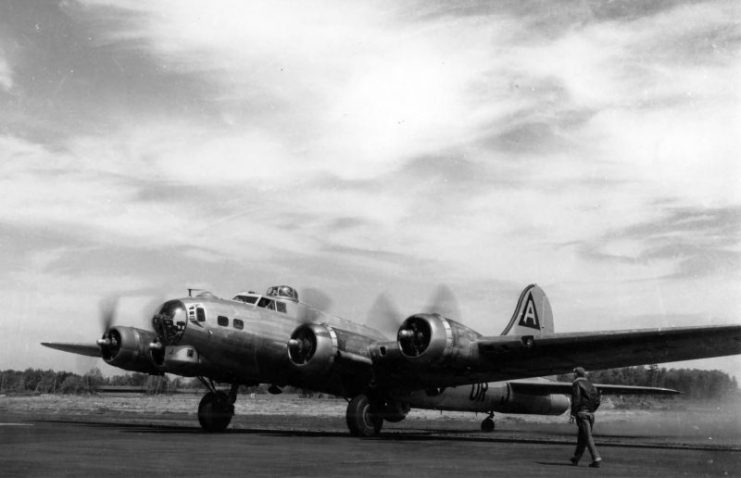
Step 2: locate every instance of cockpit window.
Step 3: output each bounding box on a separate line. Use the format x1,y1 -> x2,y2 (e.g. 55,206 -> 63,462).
234,295 -> 258,304
257,297 -> 275,310
276,302 -> 287,313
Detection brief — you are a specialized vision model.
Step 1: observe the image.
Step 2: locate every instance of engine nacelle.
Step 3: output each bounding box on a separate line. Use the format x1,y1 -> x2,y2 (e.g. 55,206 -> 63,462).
287,323 -> 339,377
287,323 -> 375,379
99,326 -> 161,374
397,314 -> 480,366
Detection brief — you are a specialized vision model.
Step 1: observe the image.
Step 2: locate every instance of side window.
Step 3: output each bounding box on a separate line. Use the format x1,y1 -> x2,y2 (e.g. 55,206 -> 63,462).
276,302 -> 286,313
217,316 -> 229,327
196,308 -> 206,322
233,318 -> 244,330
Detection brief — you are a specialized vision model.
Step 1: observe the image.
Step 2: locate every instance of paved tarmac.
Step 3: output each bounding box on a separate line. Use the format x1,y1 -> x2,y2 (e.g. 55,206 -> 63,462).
0,412 -> 739,477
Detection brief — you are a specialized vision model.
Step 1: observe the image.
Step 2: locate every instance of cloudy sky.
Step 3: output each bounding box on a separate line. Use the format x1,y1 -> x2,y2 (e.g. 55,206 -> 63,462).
1,0 -> 739,378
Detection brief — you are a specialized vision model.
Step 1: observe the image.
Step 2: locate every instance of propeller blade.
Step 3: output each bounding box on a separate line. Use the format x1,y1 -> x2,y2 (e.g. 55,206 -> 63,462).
99,296 -> 119,333
143,294 -> 167,322
423,284 -> 461,320
365,293 -> 403,340
301,288 -> 333,312
297,288 -> 333,323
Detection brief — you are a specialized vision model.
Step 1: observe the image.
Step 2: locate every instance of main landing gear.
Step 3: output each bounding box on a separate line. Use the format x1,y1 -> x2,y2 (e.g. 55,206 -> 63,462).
481,411 -> 495,432
197,378 -> 238,433
345,394 -> 410,436
346,394 -> 383,437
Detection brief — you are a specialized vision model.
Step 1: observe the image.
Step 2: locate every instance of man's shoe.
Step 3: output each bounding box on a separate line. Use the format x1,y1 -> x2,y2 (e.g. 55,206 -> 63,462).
589,459 -> 602,468
570,457 -> 579,466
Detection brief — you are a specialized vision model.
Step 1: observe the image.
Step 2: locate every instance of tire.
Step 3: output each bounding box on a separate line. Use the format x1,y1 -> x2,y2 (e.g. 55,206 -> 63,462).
481,417 -> 495,432
346,394 -> 383,437
198,391 -> 234,432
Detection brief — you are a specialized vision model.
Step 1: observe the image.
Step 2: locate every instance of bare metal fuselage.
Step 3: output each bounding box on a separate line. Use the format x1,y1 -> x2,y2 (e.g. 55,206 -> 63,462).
157,293 -> 384,395
402,380 -> 569,415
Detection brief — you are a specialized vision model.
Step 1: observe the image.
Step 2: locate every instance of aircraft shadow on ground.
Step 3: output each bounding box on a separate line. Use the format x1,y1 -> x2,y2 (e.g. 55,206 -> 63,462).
36,418 -> 737,452
39,418 -> 573,443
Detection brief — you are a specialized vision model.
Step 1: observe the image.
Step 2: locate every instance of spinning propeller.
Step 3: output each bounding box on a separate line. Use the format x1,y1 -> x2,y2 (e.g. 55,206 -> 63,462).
287,288 -> 334,364
296,287 -> 333,323
365,284 -> 461,343
96,296 -> 121,359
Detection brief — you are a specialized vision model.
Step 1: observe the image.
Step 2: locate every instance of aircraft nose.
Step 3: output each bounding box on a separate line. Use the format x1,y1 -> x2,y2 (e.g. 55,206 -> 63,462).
152,300 -> 187,345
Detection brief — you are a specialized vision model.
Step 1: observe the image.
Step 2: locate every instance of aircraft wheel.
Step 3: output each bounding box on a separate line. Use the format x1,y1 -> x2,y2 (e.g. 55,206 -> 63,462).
198,391 -> 234,432
481,417 -> 495,432
346,394 -> 383,437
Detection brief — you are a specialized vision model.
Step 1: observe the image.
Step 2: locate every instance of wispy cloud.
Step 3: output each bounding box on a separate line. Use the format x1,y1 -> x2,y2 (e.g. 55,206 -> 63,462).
574,205 -> 741,279
0,54 -> 11,91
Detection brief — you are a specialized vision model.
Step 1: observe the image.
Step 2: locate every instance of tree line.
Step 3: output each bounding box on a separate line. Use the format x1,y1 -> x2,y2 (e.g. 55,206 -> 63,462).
0,368 -> 301,395
0,365 -> 737,399
556,365 -> 738,399
0,368 -> 177,395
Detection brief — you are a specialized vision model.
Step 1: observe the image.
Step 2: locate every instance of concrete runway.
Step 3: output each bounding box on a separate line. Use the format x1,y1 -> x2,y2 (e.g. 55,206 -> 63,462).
1,412 -> 739,477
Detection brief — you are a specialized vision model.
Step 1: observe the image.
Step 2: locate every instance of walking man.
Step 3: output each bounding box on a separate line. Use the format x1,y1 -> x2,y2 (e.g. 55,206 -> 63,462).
570,366 -> 602,467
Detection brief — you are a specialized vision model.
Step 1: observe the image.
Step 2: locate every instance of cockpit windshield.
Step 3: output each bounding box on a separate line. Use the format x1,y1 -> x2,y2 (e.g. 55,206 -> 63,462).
233,287 -> 293,314
257,297 -> 276,310
234,295 -> 258,304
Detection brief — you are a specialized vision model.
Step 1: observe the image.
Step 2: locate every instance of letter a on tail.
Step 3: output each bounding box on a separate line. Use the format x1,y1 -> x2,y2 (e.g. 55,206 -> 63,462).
500,284 -> 554,336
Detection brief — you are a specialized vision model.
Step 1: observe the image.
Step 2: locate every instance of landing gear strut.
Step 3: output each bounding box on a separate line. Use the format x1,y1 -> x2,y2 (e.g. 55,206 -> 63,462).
197,378 -> 237,433
481,411 -> 495,432
346,394 -> 383,437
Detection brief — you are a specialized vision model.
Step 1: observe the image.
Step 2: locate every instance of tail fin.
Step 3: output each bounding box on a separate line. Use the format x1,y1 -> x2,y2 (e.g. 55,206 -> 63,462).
500,284 -> 554,336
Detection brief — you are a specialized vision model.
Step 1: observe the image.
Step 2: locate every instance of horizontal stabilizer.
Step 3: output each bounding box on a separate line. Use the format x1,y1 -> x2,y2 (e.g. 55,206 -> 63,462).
41,342 -> 101,358
510,380 -> 679,395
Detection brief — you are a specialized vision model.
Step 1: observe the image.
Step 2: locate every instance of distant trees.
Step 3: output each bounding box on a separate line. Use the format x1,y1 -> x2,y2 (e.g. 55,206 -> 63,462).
557,365 -> 738,400
0,368 -> 177,395
1,365 -> 737,399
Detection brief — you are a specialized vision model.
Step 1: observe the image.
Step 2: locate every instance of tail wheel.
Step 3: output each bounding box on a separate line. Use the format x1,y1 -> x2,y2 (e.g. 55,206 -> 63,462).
346,394 -> 383,437
198,391 -> 234,432
481,416 -> 495,432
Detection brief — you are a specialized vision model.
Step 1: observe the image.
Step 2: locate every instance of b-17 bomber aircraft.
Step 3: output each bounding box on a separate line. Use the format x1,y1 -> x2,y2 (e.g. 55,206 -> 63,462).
43,284 -> 741,436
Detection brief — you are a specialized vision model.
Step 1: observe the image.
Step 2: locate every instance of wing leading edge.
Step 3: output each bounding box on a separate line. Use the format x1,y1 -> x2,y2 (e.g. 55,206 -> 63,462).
477,324 -> 741,381
41,342 -> 101,358
509,380 -> 679,395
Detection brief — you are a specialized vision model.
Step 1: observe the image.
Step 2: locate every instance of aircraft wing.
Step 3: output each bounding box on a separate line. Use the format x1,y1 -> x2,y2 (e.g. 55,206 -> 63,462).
477,325 -> 741,380
509,380 -> 679,395
41,342 -> 101,358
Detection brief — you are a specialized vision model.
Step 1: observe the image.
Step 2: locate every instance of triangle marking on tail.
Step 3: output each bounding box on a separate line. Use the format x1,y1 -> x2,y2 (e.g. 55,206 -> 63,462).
517,293 -> 541,330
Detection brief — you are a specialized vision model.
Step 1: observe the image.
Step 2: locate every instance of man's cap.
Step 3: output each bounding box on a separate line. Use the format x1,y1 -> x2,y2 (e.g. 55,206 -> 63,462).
573,366 -> 587,377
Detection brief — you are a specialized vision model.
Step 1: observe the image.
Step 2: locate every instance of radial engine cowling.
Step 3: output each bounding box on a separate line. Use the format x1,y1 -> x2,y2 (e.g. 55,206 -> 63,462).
397,314 -> 480,366
287,323 -> 338,377
98,326 -> 161,374
287,323 -> 373,378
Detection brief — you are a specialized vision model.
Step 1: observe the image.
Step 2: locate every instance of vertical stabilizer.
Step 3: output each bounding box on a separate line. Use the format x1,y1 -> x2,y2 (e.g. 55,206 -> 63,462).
500,284 -> 554,336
